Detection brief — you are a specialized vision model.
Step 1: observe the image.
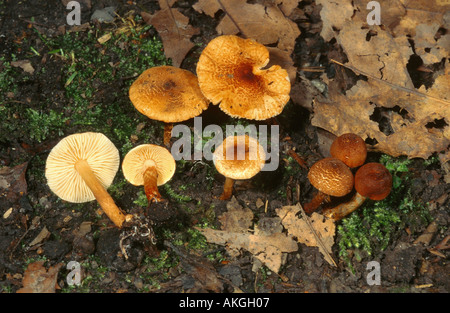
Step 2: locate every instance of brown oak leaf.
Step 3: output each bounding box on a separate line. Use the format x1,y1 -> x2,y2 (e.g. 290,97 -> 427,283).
141,0 -> 199,67
17,261 -> 63,293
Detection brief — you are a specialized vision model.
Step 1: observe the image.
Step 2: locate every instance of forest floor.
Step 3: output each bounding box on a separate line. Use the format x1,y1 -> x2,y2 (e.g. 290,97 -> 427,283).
0,0 -> 448,294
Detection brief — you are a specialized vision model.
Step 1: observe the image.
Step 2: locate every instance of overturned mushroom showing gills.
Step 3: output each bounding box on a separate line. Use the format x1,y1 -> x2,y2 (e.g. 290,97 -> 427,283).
129,66 -> 209,147
45,132 -> 131,228
122,144 -> 176,205
196,35 -> 291,120
213,135 -> 266,200
330,133 -> 367,168
303,157 -> 354,214
323,162 -> 392,221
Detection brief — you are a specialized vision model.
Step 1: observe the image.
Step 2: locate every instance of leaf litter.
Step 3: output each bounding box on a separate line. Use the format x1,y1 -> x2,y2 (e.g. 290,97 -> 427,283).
312,0 -> 449,160
198,198 -> 337,272
2,0 -> 449,293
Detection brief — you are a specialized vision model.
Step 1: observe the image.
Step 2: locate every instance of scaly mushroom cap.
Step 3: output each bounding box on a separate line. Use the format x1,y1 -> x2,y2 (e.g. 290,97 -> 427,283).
213,135 -> 266,180
196,35 -> 291,120
330,133 -> 367,168
355,162 -> 392,200
307,157 -> 354,197
129,66 -> 209,123
45,132 -> 120,203
122,144 -> 176,186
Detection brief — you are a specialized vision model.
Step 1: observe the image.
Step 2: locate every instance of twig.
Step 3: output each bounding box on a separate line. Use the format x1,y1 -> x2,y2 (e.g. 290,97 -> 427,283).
329,59 -> 450,106
287,149 -> 308,170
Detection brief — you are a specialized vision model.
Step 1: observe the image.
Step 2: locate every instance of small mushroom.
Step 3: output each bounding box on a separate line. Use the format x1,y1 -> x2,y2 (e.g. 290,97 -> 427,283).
129,66 -> 209,147
196,35 -> 291,121
323,162 -> 392,221
45,132 -> 132,228
330,133 -> 367,168
122,144 -> 176,205
303,157 -> 354,214
213,135 -> 266,200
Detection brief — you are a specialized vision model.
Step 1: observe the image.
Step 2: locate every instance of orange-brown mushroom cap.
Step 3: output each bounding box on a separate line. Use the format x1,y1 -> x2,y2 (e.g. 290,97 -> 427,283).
330,133 -> 367,168
129,66 -> 209,123
196,35 -> 291,120
307,157 -> 354,197
355,162 -> 392,200
213,135 -> 266,180
121,144 -> 176,187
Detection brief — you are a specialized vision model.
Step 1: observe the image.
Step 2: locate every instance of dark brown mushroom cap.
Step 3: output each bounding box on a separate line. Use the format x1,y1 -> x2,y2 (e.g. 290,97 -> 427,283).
307,157 -> 354,197
196,35 -> 291,120
129,66 -> 209,123
330,133 -> 367,168
355,162 -> 392,200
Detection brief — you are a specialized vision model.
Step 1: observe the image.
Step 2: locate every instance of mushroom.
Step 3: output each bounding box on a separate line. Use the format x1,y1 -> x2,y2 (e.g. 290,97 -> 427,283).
45,132 -> 132,228
122,144 -> 176,205
196,35 -> 291,121
323,162 -> 392,221
303,157 -> 354,214
129,65 -> 209,147
330,133 -> 367,168
213,135 -> 266,200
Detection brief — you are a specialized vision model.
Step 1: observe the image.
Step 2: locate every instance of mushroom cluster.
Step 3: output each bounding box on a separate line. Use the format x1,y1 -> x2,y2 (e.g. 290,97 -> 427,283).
45,132 -> 176,229
303,133 -> 392,220
45,35 -> 293,231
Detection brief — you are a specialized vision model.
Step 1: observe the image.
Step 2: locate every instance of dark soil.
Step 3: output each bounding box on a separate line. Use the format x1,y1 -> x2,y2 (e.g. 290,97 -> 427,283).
0,0 -> 448,294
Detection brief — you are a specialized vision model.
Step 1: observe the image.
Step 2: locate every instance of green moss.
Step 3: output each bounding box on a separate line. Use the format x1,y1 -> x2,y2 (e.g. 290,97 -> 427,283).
337,154 -> 432,268
27,108 -> 68,142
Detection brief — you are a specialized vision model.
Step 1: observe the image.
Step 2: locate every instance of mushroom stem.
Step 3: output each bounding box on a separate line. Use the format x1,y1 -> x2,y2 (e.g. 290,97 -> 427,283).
75,159 -> 130,228
322,192 -> 367,221
163,123 -> 173,148
143,161 -> 162,204
303,191 -> 330,214
220,177 -> 235,200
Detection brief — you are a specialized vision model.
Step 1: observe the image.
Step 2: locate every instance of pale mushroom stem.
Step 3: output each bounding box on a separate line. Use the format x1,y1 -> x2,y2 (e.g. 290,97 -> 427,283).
303,191 -> 330,214
143,162 -> 162,205
75,159 -> 130,228
322,192 -> 367,221
163,123 -> 173,148
220,177 -> 235,200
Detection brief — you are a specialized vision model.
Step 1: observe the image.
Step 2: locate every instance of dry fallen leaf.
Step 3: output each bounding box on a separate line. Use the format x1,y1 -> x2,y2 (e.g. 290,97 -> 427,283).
218,196 -> 254,233
199,197 -> 297,273
10,60 -> 35,74
0,162 -> 28,204
141,0 -> 199,67
197,227 -> 298,273
194,0 -> 300,55
311,0 -> 450,159
312,65 -> 450,159
276,204 -> 336,266
17,261 -> 63,293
